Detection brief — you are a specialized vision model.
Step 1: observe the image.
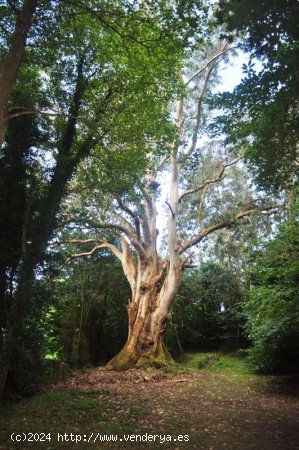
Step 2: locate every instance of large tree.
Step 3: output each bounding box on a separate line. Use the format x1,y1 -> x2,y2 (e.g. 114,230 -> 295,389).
0,0 -> 200,396
68,43 -> 276,370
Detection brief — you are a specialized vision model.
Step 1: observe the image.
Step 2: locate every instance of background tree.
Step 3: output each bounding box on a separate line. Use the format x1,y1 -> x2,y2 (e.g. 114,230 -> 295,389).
244,194 -> 299,373
166,262 -> 244,354
49,254 -> 130,368
213,1 -> 299,373
165,159 -> 274,356
215,0 -> 299,191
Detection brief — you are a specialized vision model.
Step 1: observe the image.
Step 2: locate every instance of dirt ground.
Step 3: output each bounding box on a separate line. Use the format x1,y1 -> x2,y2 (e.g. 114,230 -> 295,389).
47,367 -> 299,450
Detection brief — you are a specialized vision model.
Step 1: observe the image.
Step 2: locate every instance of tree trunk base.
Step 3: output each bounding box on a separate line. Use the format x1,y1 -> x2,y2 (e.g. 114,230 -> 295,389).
106,341 -> 174,371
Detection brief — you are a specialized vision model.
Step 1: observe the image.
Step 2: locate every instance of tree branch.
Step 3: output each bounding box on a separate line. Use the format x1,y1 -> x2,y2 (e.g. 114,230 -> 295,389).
7,1 -> 20,14
155,153 -> 171,174
68,236 -> 138,294
120,237 -> 136,292
109,210 -> 135,237
179,205 -> 278,254
8,82 -> 114,128
139,183 -> 157,246
181,252 -> 197,269
0,0 -> 38,148
69,0 -> 152,49
184,65 -> 214,157
94,219 -> 132,234
185,46 -> 233,87
179,158 -> 240,203
81,215 -> 146,260
115,196 -> 136,219
140,185 -> 154,216
198,185 -> 207,229
68,239 -> 123,261
165,200 -> 175,217
114,197 -> 142,241
183,45 -> 234,157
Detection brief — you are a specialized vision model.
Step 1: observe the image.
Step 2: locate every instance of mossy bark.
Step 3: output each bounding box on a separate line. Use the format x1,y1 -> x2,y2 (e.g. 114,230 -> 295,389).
106,304 -> 174,371
107,337 -> 173,371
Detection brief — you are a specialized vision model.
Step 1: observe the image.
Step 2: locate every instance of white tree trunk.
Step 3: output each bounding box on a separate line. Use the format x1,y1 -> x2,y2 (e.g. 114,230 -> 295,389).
107,255 -> 182,370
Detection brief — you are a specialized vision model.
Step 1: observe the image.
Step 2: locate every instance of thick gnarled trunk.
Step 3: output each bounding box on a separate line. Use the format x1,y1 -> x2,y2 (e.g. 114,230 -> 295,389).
107,290 -> 175,370
106,256 -> 182,370
107,311 -> 170,370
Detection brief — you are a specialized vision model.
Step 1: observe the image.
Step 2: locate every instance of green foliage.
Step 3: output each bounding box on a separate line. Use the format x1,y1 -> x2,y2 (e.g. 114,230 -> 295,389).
244,204 -> 299,373
166,262 -> 244,353
183,352 -> 252,378
46,254 -> 130,367
214,0 -> 299,191
1,0 -> 212,395
8,275 -> 56,392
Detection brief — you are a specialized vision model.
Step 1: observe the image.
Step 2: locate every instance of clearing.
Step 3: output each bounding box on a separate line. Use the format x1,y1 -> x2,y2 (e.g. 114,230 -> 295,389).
0,354 -> 298,449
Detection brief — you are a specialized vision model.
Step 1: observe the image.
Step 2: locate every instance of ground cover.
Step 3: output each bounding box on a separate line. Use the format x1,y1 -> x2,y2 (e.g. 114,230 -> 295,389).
0,354 -> 298,449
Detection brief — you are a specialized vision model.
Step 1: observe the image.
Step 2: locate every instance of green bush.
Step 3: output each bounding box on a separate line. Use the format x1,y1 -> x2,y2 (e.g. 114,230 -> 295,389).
244,214 -> 299,374
197,353 -> 219,369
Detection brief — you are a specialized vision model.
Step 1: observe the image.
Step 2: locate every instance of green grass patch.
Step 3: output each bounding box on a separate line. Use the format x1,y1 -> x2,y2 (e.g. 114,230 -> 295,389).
182,352 -> 253,378
0,390 -> 139,449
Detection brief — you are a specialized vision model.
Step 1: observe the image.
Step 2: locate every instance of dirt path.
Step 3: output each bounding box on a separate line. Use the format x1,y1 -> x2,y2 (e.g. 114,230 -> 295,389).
50,368 -> 299,450
1,367 -> 299,450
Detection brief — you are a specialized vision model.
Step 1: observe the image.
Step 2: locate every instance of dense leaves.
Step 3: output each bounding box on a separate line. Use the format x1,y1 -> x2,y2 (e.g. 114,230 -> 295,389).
244,200 -> 299,373
46,255 -> 130,367
166,262 -> 244,353
214,0 -> 299,190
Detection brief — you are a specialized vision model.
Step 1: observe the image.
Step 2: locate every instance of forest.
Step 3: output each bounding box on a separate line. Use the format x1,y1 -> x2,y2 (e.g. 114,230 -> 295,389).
0,0 -> 298,448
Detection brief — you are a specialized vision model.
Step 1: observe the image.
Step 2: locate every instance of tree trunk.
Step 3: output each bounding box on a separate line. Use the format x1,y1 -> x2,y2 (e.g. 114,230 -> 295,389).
0,0 -> 38,148
101,144 -> 183,371
0,272 -> 31,396
107,297 -> 172,370
106,258 -> 182,370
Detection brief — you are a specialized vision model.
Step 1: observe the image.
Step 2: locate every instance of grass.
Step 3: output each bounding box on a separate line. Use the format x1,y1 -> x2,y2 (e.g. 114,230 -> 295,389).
183,351 -> 253,377
0,391 -> 137,449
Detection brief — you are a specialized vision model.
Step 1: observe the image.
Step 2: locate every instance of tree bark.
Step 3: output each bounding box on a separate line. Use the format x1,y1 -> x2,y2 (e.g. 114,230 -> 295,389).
0,0 -> 38,148
106,264 -> 182,370
102,199 -> 183,370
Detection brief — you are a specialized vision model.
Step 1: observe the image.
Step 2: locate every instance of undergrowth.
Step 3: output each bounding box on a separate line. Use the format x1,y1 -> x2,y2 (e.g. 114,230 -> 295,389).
182,351 -> 253,378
